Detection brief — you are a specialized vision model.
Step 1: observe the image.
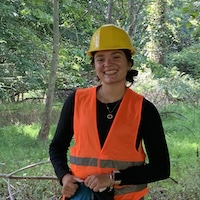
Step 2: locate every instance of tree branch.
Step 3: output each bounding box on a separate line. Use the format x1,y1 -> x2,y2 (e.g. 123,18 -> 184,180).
0,159 -> 58,199
0,174 -> 57,180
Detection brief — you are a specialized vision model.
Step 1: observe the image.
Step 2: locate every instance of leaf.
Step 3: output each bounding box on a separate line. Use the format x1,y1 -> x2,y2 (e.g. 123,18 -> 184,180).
186,21 -> 192,29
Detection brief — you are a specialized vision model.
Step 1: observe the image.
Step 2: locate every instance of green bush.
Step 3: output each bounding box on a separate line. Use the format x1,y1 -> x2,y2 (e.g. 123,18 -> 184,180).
164,43 -> 200,79
134,66 -> 200,107
0,102 -> 62,126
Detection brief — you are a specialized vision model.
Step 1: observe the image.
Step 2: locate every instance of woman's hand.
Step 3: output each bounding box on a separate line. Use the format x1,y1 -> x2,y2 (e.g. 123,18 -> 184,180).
61,173 -> 83,198
84,173 -> 112,192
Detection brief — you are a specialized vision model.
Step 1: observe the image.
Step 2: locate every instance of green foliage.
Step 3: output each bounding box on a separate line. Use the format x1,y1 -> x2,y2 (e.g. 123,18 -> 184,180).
164,43 -> 200,79
133,64 -> 200,109
56,44 -> 93,89
0,0 -> 199,103
161,103 -> 200,136
146,104 -> 200,199
0,102 -> 61,127
0,124 -> 61,199
159,68 -> 200,104
182,0 -> 200,38
0,0 -> 52,102
164,0 -> 199,51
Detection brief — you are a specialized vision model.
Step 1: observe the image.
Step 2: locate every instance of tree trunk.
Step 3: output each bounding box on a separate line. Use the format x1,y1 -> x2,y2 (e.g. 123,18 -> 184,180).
128,0 -> 135,36
38,0 -> 60,140
107,0 -> 113,23
146,0 -> 166,64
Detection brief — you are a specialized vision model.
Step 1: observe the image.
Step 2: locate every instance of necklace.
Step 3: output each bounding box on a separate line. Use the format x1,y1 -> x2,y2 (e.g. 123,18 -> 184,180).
105,100 -> 121,119
99,87 -> 122,120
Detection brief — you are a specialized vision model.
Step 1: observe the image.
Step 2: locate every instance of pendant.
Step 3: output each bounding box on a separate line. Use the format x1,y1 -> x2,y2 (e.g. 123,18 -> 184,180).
107,113 -> 113,119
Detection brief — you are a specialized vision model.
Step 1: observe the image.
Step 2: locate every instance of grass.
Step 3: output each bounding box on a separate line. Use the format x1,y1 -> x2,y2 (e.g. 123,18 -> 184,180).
0,102 -> 199,199
0,124 -> 61,199
146,103 -> 200,200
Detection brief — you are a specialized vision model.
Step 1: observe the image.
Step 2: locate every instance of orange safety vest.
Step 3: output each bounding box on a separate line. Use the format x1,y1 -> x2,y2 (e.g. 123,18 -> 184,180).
70,87 -> 148,200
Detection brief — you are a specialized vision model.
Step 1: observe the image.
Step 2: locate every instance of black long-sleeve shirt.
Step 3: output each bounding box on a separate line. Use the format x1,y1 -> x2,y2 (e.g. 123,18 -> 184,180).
49,88 -> 170,185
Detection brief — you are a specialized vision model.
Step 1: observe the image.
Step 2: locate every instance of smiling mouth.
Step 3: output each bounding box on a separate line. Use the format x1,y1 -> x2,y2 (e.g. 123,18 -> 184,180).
104,70 -> 118,75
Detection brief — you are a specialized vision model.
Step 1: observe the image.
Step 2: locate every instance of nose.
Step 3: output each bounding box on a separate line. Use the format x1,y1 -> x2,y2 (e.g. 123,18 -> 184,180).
104,57 -> 112,67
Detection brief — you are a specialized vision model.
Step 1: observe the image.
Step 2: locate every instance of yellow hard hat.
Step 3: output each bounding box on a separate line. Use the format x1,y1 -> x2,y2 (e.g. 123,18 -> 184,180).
87,24 -> 135,57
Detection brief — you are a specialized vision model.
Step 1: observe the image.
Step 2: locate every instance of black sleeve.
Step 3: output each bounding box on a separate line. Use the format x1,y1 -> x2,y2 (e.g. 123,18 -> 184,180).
49,91 -> 76,183
119,99 -> 170,184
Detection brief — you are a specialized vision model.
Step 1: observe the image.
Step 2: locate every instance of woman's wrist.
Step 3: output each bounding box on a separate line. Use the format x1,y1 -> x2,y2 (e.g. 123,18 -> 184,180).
110,171 -> 122,185
109,172 -> 115,186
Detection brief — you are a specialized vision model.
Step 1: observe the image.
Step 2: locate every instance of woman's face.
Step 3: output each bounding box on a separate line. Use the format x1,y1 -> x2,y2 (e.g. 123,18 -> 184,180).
94,50 -> 131,85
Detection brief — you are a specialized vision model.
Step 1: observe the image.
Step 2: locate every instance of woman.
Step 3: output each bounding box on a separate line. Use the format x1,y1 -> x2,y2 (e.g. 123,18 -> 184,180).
49,24 -> 170,200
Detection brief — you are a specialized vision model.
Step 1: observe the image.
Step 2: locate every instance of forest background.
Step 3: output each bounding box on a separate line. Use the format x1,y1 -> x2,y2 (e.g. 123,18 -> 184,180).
0,0 -> 199,199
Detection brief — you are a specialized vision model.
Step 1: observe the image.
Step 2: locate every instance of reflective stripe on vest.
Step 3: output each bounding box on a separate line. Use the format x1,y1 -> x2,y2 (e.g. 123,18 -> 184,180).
115,184 -> 147,195
70,156 -> 144,169
70,156 -> 147,194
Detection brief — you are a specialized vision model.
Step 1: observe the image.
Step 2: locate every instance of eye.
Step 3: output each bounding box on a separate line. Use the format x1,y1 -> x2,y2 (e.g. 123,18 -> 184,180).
113,55 -> 121,59
96,58 -> 104,62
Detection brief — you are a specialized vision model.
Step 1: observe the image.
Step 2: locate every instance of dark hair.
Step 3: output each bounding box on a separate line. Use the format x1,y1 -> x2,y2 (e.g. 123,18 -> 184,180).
122,50 -> 138,85
90,49 -> 138,85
